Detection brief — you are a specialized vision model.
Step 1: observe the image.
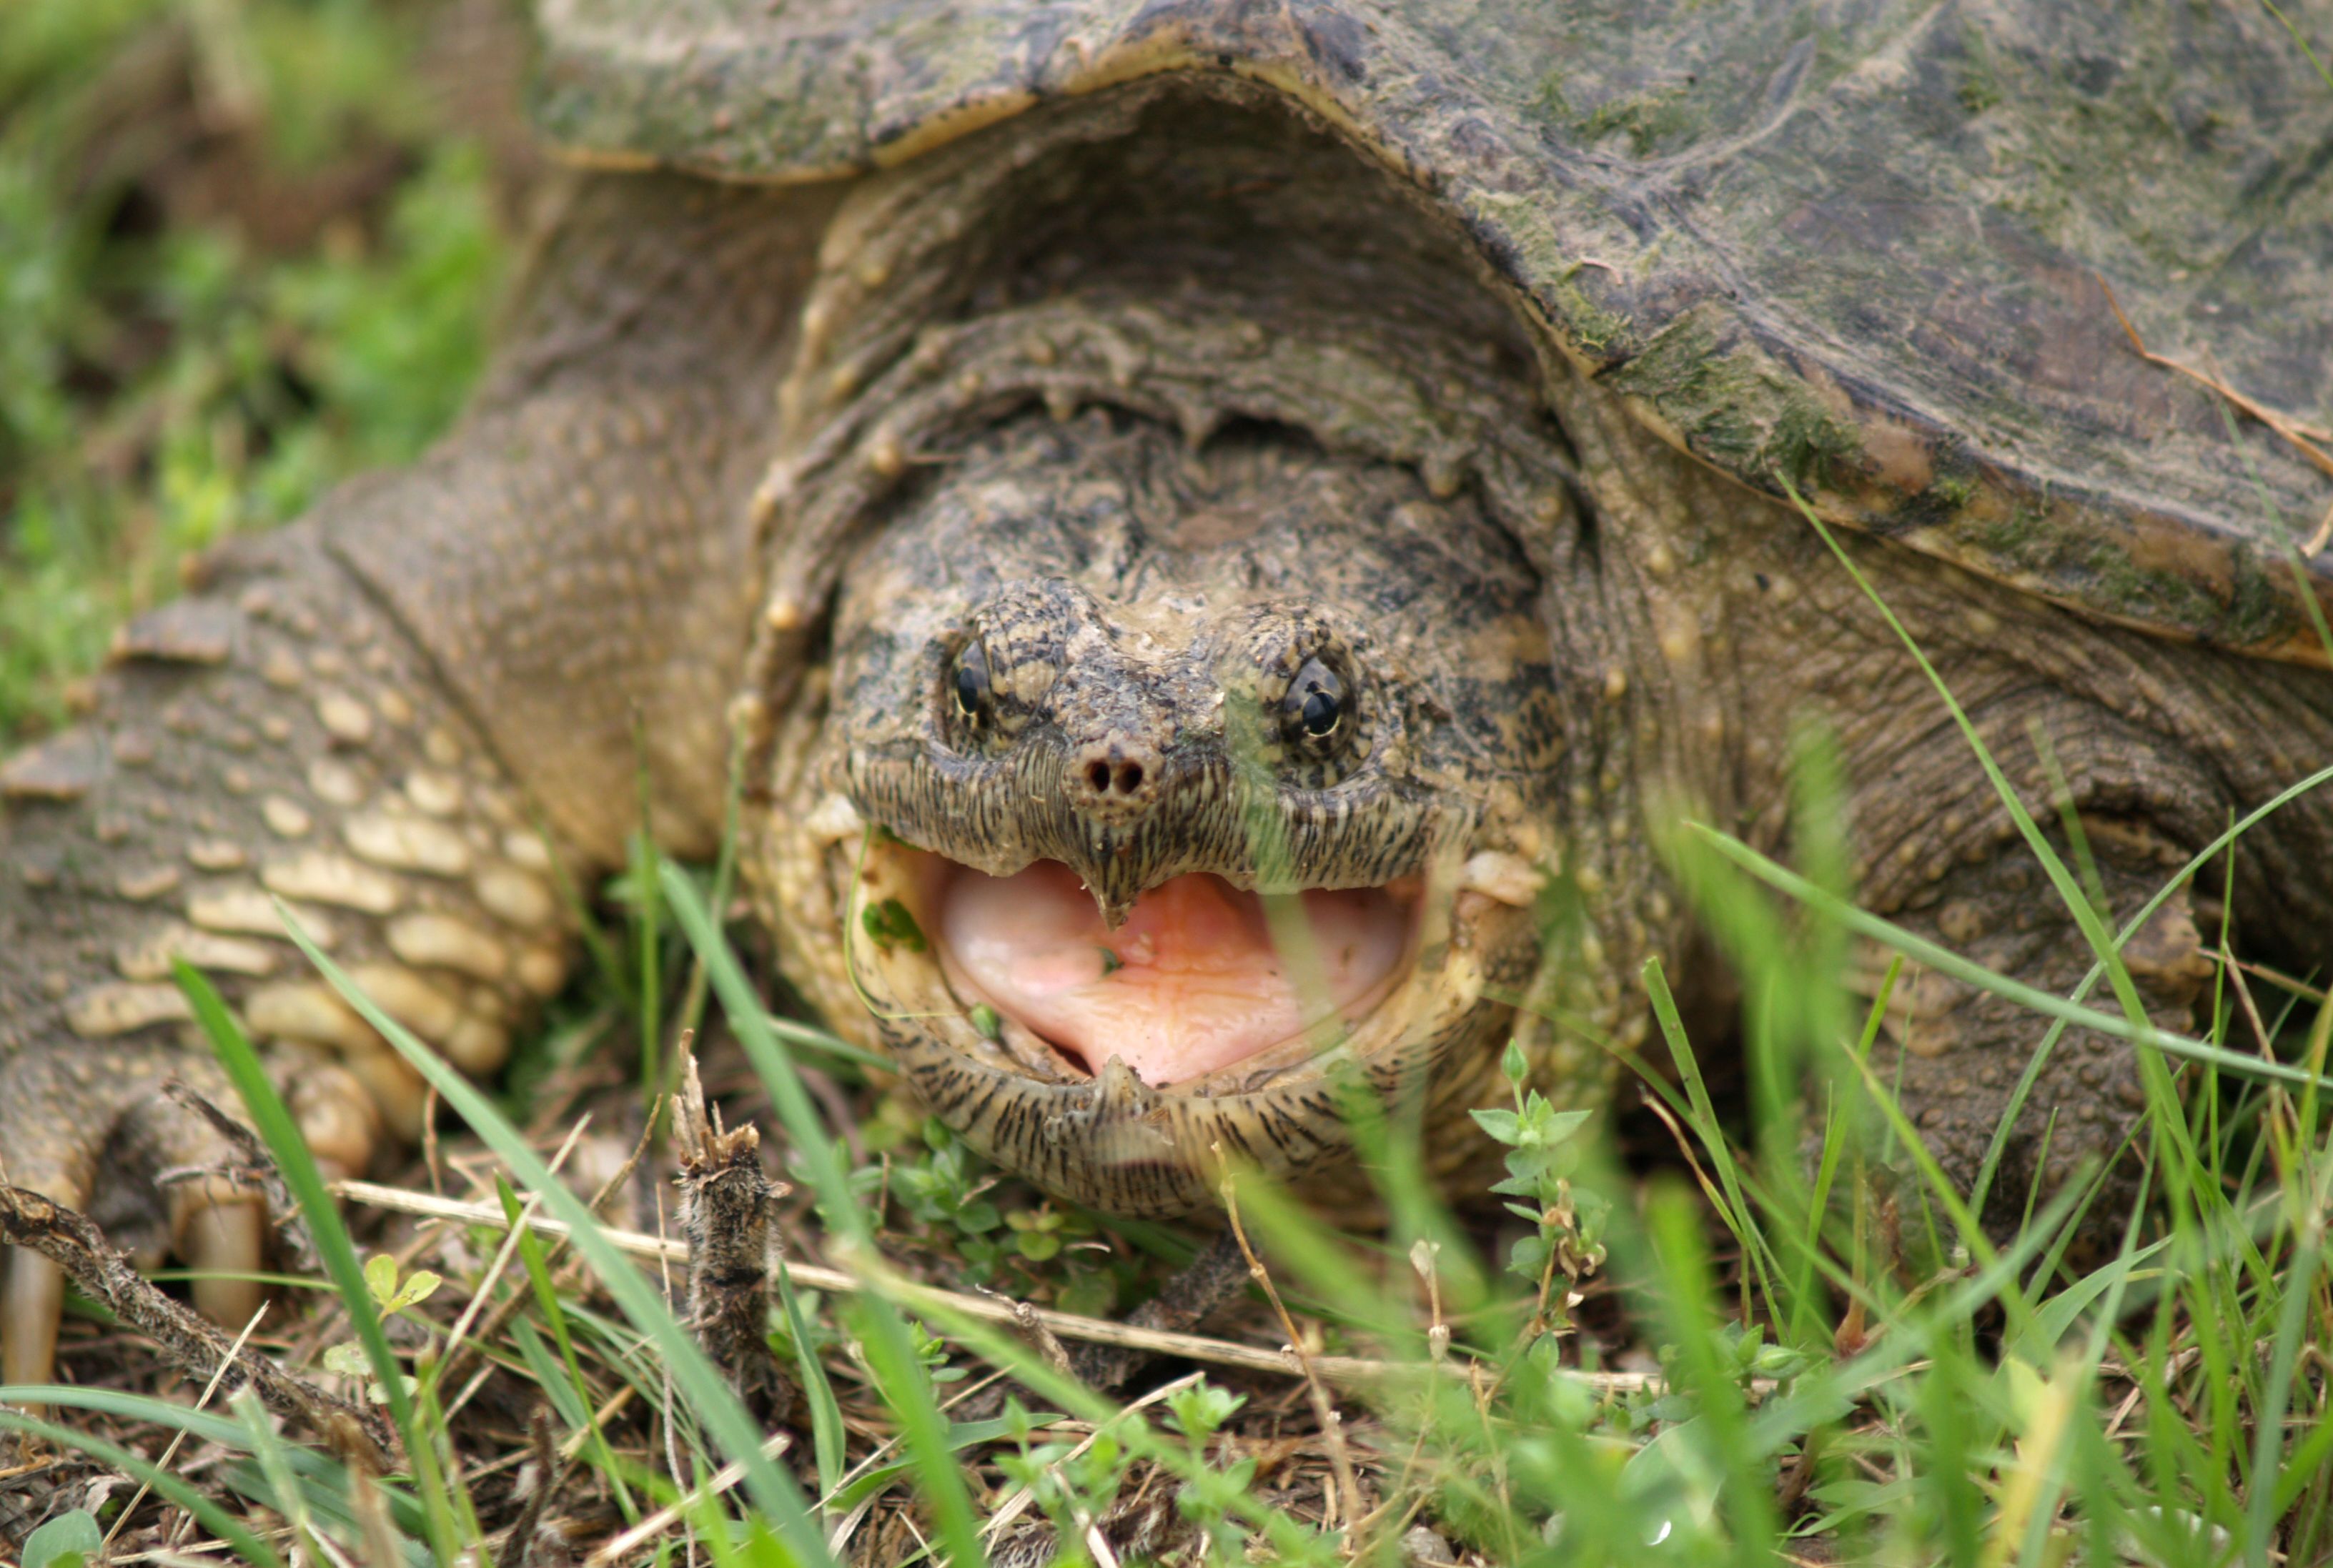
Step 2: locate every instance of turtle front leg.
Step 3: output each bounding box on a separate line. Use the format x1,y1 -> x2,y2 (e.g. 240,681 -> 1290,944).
0,524 -> 578,1386
0,171 -> 831,1388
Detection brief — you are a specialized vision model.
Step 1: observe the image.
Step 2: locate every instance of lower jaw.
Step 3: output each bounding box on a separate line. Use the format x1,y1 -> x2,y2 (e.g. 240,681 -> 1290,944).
833,838 -> 1532,1216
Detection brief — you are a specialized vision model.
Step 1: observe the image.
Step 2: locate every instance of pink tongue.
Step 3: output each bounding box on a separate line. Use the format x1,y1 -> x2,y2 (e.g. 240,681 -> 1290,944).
936,861 -> 1412,1086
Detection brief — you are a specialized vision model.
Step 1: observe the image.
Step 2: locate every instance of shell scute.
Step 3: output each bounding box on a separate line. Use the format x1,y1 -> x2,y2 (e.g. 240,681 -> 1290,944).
535,0 -> 2333,657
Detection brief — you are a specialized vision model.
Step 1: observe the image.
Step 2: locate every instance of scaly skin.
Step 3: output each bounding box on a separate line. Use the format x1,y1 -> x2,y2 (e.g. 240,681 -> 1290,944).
749,86 -> 2333,1231
767,412 -> 1568,1216
6,80 -> 2333,1386
0,173 -> 838,1386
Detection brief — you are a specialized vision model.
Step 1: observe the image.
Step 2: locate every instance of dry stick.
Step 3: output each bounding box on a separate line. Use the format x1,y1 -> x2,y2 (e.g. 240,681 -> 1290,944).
2098,275 -> 2333,552
0,1184 -> 395,1464
1217,1169 -> 1364,1534
335,1179 -> 1671,1397
974,1284 -> 1075,1378
673,1048 -> 793,1420
505,1406 -> 563,1568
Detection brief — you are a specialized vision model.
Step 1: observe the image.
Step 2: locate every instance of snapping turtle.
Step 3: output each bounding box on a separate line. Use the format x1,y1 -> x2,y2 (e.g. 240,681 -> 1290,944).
6,1 -> 2333,1387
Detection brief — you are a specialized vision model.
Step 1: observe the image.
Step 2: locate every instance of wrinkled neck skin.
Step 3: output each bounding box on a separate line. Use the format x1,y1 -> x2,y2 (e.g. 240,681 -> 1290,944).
746,81 -> 1698,1216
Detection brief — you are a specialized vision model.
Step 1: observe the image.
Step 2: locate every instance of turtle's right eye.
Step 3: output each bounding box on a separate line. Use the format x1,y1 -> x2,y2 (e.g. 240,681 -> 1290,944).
951,640 -> 993,725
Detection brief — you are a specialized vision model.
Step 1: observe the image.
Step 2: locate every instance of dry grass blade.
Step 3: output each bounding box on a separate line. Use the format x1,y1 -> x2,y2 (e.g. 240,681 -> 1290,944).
332,1179 -> 1675,1395
1221,1170 -> 1364,1532
585,1429 -> 796,1565
99,1300 -> 272,1555
435,1113 -> 598,1423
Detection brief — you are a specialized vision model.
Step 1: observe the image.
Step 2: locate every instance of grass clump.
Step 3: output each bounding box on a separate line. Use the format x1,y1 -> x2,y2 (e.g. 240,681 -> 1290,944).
16,782 -> 2328,1564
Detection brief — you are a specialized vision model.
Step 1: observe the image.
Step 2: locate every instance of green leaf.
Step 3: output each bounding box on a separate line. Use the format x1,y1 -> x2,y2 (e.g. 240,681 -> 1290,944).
21,1510 -> 101,1568
1471,1107 -> 1522,1143
364,1252 -> 400,1308
1166,1381 -> 1245,1444
860,898 -> 927,953
388,1269 -> 442,1314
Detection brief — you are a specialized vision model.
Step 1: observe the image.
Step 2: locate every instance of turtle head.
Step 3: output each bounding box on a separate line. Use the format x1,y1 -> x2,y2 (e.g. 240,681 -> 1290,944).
770,412 -> 1565,1214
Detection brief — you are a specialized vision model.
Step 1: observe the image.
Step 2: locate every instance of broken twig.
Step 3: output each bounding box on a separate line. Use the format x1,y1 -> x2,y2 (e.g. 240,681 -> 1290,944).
0,1184 -> 395,1466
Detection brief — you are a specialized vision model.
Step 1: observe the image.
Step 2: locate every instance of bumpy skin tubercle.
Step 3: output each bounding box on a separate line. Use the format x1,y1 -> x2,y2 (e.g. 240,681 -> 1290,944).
772,412 -> 1568,1216
0,173 -> 833,1386
750,86 -> 2333,1237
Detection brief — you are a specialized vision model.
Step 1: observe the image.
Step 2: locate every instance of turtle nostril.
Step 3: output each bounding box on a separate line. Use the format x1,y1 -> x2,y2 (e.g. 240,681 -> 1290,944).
1070,744 -> 1159,806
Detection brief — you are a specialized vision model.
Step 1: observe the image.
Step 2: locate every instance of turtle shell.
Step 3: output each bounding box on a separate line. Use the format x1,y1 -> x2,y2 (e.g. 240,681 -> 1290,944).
534,0 -> 2333,663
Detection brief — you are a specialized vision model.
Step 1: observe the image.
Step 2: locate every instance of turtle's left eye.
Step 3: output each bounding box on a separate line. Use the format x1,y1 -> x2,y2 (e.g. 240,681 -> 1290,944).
1282,658 -> 1345,743
952,640 -> 993,725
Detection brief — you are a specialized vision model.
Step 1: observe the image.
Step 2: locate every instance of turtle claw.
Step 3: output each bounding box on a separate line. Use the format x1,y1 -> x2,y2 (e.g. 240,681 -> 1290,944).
0,1169 -> 269,1397
177,1189 -> 271,1335
1,1250 -> 67,1393
0,1051 -> 276,1391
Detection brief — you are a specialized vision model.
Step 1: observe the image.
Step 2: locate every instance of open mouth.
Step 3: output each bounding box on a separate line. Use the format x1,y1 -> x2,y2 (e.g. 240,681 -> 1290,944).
816,828 -> 1539,1214
931,859 -> 1422,1087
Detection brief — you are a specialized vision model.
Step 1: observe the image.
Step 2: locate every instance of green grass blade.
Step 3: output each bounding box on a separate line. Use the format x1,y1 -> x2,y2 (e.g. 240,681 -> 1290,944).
266,902 -> 836,1567
2244,1227 -> 2326,1566
776,1262 -> 848,1505
495,1174 -> 640,1522
658,860 -> 986,1567
1644,956 -> 1783,1324
0,1409 -> 287,1567
1776,478 -> 2156,1037
1971,760 -> 2333,1213
1684,826 -> 2332,1091
1641,1186 -> 1780,1566
172,960 -> 464,1562
0,1381 -> 431,1551
234,1385 -> 324,1559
